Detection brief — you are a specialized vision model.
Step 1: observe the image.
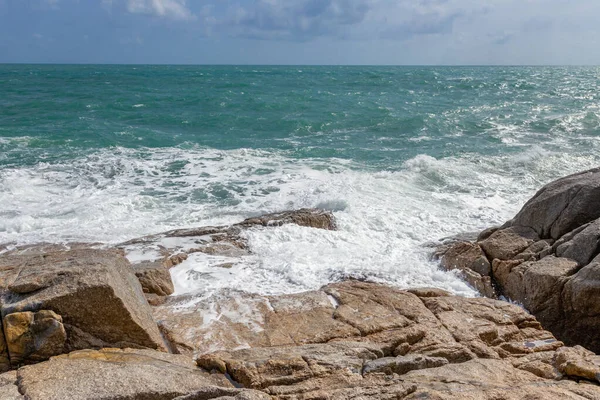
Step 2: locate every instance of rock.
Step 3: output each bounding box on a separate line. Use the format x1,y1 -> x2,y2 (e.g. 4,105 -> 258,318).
434,169 -> 600,354
477,226 -> 500,241
555,217 -> 600,266
508,167 -> 600,240
458,267 -> 496,298
0,371 -> 22,400
406,288 -> 452,298
184,281 -> 600,398
519,256 -> 578,329
362,354 -> 448,375
0,248 -> 167,360
0,323 -> 9,373
515,239 -> 553,262
440,241 -> 491,276
554,346 -> 600,383
562,255 -> 600,352
165,253 -> 189,268
198,341 -> 384,390
16,348 -> 232,400
404,358 -> 599,399
478,227 -> 538,261
3,310 -> 66,366
133,261 -> 175,296
236,209 -> 336,230
154,289 -> 360,355
119,209 -> 337,276
173,387 -> 271,400
491,258 -> 523,290
511,351 -> 562,380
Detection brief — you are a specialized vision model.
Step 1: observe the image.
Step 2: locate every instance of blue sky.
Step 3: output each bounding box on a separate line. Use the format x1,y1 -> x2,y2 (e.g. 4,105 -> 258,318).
0,0 -> 599,65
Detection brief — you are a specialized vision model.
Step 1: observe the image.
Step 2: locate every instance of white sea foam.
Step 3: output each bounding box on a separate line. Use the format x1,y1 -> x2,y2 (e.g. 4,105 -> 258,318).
1,145 -> 599,297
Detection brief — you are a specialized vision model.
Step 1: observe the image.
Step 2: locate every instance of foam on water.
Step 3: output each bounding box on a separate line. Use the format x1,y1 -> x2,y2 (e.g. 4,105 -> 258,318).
1,144 -> 599,297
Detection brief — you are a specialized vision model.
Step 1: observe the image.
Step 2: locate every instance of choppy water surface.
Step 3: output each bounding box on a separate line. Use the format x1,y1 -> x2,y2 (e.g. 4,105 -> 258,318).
1,65 -> 600,297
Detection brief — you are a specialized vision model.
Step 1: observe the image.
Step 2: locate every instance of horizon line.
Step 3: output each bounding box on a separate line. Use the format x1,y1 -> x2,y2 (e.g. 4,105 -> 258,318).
1,62 -> 599,68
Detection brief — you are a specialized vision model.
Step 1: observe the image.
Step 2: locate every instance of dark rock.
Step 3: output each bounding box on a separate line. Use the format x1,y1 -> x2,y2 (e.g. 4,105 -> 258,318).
508,167 -> 600,240
3,310 -> 66,366
555,218 -> 600,266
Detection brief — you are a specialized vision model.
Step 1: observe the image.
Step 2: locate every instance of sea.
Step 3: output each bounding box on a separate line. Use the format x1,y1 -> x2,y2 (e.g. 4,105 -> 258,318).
1,65 -> 600,298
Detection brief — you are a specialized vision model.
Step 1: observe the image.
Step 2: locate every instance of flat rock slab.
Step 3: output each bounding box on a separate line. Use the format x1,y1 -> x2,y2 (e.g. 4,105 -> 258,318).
17,348 -> 232,400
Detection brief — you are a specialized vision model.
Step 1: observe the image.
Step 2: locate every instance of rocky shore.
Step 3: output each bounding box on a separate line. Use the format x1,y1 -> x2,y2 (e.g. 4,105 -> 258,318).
438,167 -> 600,355
1,174 -> 600,399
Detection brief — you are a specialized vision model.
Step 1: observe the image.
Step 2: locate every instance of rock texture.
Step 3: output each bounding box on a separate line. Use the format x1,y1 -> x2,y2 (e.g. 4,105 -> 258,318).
0,248 -> 167,368
155,281 -> 600,399
134,261 -> 175,296
16,348 -> 233,400
437,167 -> 600,353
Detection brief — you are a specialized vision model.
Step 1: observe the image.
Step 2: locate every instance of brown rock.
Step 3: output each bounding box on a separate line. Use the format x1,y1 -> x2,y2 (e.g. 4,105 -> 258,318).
3,310 -> 66,366
554,346 -> 600,383
460,268 -> 496,298
404,358 -> 600,399
164,253 -> 189,268
17,348 -> 232,400
0,323 -> 9,373
133,261 -> 175,296
236,208 -> 336,230
0,249 -> 167,355
491,258 -> 523,289
173,387 -> 271,400
478,227 -> 538,261
154,289 -> 359,355
440,241 -> 491,276
362,354 -> 448,375
198,341 -> 383,390
520,256 -> 578,331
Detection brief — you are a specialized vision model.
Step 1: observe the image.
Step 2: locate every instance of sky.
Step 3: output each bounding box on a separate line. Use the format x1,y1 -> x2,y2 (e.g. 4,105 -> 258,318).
0,0 -> 599,65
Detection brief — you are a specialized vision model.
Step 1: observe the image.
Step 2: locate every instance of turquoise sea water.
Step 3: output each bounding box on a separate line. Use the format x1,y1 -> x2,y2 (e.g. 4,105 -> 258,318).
2,65 -> 600,295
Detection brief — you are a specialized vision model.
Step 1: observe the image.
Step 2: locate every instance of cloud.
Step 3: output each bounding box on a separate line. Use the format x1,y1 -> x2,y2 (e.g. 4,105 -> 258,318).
209,0 -> 492,42
220,0 -> 372,41
104,0 -> 194,20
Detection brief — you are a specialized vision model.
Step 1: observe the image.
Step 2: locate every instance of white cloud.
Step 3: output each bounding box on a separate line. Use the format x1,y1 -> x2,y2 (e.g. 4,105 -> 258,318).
104,0 -> 194,20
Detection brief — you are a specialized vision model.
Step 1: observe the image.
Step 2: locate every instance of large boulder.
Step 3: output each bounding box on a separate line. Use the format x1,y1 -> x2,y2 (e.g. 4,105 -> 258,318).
0,248 -> 166,367
508,167 -> 600,240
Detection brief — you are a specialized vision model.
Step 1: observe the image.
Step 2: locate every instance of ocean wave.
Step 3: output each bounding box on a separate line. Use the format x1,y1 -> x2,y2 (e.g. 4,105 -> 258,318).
1,145 -> 599,297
